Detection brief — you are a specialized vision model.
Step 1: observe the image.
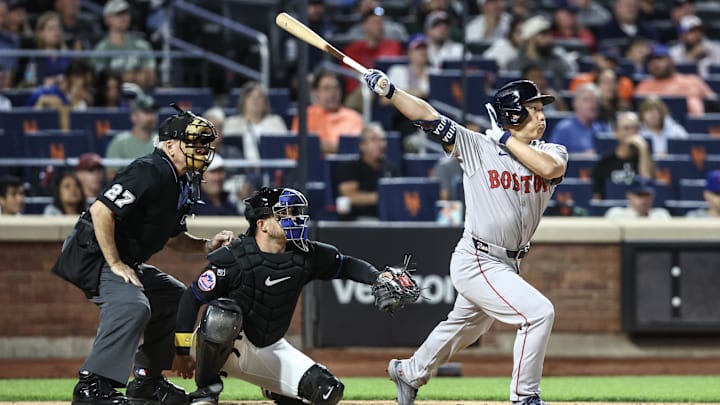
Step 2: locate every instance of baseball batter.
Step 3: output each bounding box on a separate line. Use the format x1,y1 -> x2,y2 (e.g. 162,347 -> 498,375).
362,72 -> 568,405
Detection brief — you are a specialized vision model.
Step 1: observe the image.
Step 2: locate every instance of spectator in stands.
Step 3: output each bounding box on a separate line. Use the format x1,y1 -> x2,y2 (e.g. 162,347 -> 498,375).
0,174 -> 25,216
55,0 -> 102,50
573,0 -> 611,29
598,0 -> 658,47
93,0 -> 156,90
43,171 -> 86,216
192,155 -> 239,217
595,68 -> 631,129
204,107 -> 241,161
551,1 -> 596,52
667,0 -> 696,43
482,16 -> 524,72
638,95 -> 688,156
592,112 -> 654,200
75,152 -> 105,204
686,170 -> 720,218
507,15 -> 575,90
549,83 -> 605,155
224,81 -> 288,161
424,10 -> 464,69
669,15 -> 720,79
0,1 -> 20,89
104,94 -> 158,178
336,123 -> 398,220
623,36 -> 651,77
93,69 -> 126,109
26,59 -> 92,111
386,34 -> 433,102
522,64 -> 568,112
635,44 -> 716,116
465,0 -> 511,43
343,6 -> 403,110
569,47 -> 634,103
605,175 -> 670,219
6,0 -> 31,43
21,11 -> 70,88
346,0 -> 408,42
291,70 -> 363,155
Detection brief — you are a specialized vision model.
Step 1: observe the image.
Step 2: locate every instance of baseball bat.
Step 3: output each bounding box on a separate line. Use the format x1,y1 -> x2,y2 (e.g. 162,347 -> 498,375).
275,12 -> 368,75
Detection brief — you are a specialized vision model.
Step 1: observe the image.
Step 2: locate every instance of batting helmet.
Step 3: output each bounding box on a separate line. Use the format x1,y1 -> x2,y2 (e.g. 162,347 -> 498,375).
244,187 -> 310,251
492,80 -> 555,126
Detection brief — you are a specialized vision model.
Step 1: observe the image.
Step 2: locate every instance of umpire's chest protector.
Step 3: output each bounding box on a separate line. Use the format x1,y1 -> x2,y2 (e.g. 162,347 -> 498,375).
226,237 -> 310,347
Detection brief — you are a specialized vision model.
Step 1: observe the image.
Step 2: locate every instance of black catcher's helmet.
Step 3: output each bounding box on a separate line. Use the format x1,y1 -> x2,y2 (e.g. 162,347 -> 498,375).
244,187 -> 283,224
244,187 -> 310,251
492,80 -> 555,126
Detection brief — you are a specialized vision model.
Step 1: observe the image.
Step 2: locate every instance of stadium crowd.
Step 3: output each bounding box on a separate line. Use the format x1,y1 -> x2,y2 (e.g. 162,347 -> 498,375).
0,0 -> 719,220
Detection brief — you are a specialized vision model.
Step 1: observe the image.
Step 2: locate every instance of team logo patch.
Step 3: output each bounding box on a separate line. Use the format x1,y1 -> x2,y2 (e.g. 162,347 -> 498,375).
198,270 -> 216,291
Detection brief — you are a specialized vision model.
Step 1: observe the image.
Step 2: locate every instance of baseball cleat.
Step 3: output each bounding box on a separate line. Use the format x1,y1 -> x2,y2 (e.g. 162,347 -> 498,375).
188,381 -> 224,405
126,375 -> 188,405
513,395 -> 549,405
72,372 -> 129,405
387,359 -> 417,405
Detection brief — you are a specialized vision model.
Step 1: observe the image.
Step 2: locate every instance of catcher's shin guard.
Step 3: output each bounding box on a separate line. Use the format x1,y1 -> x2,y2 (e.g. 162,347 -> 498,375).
297,364 -> 344,405
194,299 -> 243,387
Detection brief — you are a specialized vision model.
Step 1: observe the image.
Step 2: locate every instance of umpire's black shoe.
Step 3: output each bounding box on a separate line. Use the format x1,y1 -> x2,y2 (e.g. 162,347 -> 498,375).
72,372 -> 129,405
126,375 -> 188,405
188,381 -> 223,405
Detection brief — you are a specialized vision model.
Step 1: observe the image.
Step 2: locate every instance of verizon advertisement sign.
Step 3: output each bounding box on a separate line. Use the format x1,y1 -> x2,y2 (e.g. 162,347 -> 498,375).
305,224 -> 463,347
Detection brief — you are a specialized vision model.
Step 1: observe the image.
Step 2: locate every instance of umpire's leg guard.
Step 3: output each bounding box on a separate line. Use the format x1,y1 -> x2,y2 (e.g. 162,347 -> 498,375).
297,364 -> 344,405
194,298 -> 243,388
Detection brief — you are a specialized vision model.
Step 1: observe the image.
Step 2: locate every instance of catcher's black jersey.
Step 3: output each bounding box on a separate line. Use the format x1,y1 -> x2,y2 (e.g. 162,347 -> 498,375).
177,236 -> 344,348
95,149 -> 191,263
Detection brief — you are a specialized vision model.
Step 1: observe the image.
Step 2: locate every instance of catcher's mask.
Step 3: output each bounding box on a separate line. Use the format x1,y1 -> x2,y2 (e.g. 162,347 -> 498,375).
159,103 -> 217,174
492,80 -> 555,126
244,187 -> 310,252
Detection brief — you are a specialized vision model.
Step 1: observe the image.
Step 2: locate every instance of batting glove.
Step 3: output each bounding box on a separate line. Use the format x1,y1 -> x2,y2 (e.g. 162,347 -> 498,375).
484,103 -> 511,145
363,69 -> 396,99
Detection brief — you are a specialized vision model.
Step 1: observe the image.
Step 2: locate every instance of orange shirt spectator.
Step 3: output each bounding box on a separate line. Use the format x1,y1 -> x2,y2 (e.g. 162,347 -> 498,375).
634,44 -> 716,116
343,7 -> 403,95
570,72 -> 634,103
292,70 -> 364,154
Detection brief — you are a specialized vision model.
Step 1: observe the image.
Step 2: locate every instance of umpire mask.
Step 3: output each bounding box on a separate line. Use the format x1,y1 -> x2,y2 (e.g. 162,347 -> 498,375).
273,188 -> 310,252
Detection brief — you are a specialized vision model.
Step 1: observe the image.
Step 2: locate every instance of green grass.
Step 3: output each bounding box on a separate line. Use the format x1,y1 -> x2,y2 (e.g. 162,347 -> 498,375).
1,376 -> 719,402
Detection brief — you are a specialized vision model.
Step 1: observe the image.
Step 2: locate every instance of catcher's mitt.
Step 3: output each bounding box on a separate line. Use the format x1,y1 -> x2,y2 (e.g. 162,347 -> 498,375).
372,254 -> 421,312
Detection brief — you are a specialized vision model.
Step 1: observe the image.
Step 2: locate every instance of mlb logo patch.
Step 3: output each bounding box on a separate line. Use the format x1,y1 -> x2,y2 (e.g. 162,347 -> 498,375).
198,270 -> 216,291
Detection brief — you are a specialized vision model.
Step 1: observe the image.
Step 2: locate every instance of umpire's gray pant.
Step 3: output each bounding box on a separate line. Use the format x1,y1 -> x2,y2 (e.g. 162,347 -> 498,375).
82,263 -> 186,386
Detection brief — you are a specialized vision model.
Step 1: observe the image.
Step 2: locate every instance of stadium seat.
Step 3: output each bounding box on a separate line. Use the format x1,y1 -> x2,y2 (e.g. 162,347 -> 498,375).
655,155 -> 707,186
675,62 -> 699,75
259,134 -> 323,181
604,179 -> 671,206
678,178 -> 707,200
666,135 -> 720,155
70,109 -> 132,153
429,71 -> 489,116
377,177 -> 440,221
152,87 -> 214,112
24,130 -> 90,158
554,178 -> 593,208
441,57 -> 498,73
402,154 -> 443,178
0,108 -> 60,136
684,114 -> 720,135
664,199 -> 709,216
323,154 -> 358,211
594,133 -> 616,157
493,71 -> 521,89
337,132 -> 402,170
565,155 -> 598,179
1,88 -> 34,106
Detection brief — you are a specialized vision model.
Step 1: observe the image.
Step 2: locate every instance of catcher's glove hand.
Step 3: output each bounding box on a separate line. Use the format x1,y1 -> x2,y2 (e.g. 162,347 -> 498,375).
372,254 -> 420,312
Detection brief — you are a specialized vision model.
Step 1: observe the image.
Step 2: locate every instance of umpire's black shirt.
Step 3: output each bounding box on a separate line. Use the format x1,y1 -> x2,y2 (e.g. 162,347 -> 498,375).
95,149 -> 190,264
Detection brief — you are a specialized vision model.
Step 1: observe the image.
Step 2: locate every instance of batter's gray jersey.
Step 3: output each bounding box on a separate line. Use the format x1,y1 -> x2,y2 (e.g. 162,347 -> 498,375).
451,126 -> 568,249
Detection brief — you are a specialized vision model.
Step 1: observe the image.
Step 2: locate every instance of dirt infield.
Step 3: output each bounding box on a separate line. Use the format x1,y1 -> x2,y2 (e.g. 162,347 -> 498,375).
3,351 -> 720,378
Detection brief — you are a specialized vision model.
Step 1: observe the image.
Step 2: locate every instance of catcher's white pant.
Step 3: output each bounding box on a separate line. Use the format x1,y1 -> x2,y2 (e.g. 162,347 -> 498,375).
401,235 -> 554,401
193,332 -> 314,400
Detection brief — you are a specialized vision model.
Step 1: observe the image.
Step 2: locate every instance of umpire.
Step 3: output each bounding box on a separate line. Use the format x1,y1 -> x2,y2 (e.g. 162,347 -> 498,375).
52,106 -> 234,405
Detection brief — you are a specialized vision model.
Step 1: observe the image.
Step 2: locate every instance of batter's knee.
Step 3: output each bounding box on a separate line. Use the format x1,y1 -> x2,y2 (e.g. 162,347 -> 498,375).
538,299 -> 555,325
298,364 -> 344,405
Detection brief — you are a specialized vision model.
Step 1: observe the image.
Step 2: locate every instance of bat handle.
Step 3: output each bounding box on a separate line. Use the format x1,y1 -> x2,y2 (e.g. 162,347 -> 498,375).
342,56 -> 368,75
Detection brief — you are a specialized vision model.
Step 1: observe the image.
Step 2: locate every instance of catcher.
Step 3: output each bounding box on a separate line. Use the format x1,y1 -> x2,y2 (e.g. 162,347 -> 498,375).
173,187 -> 420,405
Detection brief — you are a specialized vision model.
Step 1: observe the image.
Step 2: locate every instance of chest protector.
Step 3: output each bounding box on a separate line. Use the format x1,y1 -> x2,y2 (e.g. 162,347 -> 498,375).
225,237 -> 310,348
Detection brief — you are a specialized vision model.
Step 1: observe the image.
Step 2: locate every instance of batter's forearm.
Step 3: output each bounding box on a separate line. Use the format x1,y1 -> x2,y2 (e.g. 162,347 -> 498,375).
389,88 -> 439,122
89,201 -> 121,266
505,138 -> 566,179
